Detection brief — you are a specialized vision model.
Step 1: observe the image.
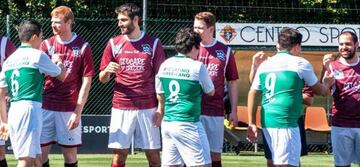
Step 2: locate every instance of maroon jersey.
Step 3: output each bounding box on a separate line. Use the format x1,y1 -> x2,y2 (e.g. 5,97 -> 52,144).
197,40 -> 239,116
0,36 -> 16,71
40,34 -> 95,112
100,32 -> 165,110
302,86 -> 314,97
329,58 -> 360,128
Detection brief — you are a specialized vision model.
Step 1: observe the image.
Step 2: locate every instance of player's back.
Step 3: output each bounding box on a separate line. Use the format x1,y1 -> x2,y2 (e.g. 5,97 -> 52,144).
2,46 -> 45,102
157,55 -> 204,122
255,51 -> 307,128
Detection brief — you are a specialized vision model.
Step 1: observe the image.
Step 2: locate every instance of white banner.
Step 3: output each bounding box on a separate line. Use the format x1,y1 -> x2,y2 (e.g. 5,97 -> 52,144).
216,23 -> 360,46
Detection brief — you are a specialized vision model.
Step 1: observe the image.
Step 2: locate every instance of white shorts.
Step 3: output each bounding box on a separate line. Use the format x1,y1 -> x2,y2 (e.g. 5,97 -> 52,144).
41,109 -> 82,147
108,108 -> 161,149
262,127 -> 301,166
161,121 -> 211,166
8,100 -> 42,159
331,126 -> 360,166
200,115 -> 224,153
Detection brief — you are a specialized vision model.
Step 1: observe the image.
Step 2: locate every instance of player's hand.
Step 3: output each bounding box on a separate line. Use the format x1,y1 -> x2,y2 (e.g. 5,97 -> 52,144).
246,124 -> 258,143
4,95 -> 10,104
0,123 -> 8,141
105,62 -> 120,73
322,70 -> 335,89
67,112 -> 81,130
153,110 -> 163,127
229,110 -> 238,128
252,51 -> 268,68
323,54 -> 337,70
52,53 -> 65,64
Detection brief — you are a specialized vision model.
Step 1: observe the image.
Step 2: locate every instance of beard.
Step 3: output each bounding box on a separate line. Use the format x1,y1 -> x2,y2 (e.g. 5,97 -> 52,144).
121,22 -> 135,35
341,49 -> 356,60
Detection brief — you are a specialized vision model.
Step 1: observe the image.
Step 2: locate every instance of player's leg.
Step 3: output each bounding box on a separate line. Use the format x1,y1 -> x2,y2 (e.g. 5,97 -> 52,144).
200,115 -> 224,167
263,127 -> 301,167
8,101 -> 42,167
353,128 -> 360,166
331,126 -> 355,167
298,115 -> 307,167
0,143 -> 7,167
161,122 -> 183,167
54,112 -> 81,166
40,109 -> 57,166
108,108 -> 137,167
261,130 -> 276,167
18,157 -> 36,167
135,108 -> 161,167
174,122 -> 211,167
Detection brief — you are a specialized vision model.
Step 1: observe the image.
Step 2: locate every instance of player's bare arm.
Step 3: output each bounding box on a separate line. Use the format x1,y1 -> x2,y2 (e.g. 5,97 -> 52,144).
228,80 -> 239,127
0,87 -> 8,140
99,62 -> 120,83
247,89 -> 260,143
310,74 -> 334,97
67,76 -> 92,130
154,94 -> 164,127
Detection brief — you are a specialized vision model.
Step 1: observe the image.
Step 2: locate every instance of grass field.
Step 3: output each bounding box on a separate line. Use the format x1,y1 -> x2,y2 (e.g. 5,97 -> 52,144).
5,152 -> 333,167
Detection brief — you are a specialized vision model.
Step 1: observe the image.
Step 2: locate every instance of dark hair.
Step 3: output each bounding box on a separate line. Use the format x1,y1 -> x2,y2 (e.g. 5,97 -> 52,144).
18,19 -> 42,42
340,31 -> 358,44
175,28 -> 201,54
278,27 -> 302,50
115,3 -> 142,20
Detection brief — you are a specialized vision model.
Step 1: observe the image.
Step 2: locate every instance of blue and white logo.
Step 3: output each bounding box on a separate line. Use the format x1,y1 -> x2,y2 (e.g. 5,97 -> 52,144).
72,47 -> 80,57
216,50 -> 225,61
142,44 -> 152,54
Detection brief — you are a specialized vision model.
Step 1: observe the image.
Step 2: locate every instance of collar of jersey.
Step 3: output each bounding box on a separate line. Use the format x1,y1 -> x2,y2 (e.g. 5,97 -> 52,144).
277,50 -> 291,55
19,45 -> 32,48
175,54 -> 191,58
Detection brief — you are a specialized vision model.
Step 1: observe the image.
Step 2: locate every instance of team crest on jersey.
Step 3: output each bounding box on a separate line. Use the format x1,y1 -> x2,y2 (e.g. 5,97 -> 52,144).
216,50 -> 226,61
114,44 -> 122,55
333,69 -> 344,79
48,46 -> 55,55
142,44 -> 152,54
220,25 -> 237,43
72,47 -> 80,57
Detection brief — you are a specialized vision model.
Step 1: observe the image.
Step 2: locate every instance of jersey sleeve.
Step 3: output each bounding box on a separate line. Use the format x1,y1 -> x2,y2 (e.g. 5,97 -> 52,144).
199,63 -> 214,94
152,39 -> 166,75
225,49 -> 239,81
37,52 -> 61,77
298,58 -> 318,87
0,72 -> 7,88
100,40 -> 115,71
155,65 -> 164,94
81,44 -> 95,77
5,39 -> 16,59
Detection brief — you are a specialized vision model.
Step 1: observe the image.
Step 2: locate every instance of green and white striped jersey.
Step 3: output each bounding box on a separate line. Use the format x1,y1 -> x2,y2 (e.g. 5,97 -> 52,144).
0,46 -> 61,102
156,55 -> 214,122
251,51 -> 318,128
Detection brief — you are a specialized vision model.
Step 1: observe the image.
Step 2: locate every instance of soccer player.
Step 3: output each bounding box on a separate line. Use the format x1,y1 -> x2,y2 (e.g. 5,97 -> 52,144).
324,31 -> 360,167
249,51 -> 314,167
156,27 -> 215,167
0,19 -> 65,167
247,27 -> 333,167
99,3 -> 165,167
0,34 -> 16,167
39,6 -> 95,167
193,11 -> 239,167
